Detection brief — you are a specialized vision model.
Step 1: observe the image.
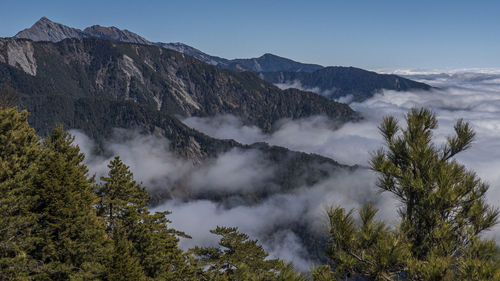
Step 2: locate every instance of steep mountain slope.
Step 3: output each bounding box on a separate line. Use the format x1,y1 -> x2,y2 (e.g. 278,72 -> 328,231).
5,19 -> 358,206
0,37 -> 358,132
0,58 -> 349,205
224,53 -> 324,73
7,17 -> 363,264
261,66 -> 432,101
155,42 -> 230,66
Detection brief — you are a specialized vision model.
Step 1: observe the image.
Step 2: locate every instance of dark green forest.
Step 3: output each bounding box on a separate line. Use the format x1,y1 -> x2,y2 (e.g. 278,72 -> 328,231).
1,104 -> 500,280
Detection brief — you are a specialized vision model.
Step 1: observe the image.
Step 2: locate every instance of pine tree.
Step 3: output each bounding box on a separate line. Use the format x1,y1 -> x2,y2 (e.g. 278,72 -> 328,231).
96,156 -> 150,234
193,226 -> 306,281
325,108 -> 500,280
97,156 -> 198,280
29,126 -> 109,280
107,224 -> 147,281
0,108 -> 41,279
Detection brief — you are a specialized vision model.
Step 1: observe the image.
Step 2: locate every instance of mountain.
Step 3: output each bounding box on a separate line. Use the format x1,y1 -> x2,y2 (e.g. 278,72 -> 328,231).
0,38 -> 351,206
83,25 -> 151,45
261,66 -> 433,102
0,36 -> 357,179
156,42 -> 230,66
0,37 -> 357,132
15,16 -> 89,42
14,17 -> 151,44
13,17 -> 432,102
14,17 -> 229,66
224,53 -> 324,73
6,17 -> 363,264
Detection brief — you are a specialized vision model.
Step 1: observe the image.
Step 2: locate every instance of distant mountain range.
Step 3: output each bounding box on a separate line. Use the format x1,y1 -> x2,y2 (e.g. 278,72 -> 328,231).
224,53 -> 324,73
0,17 -> 433,203
0,37 -> 356,132
14,17 -> 431,102
260,67 -> 431,101
1,24 -> 357,207
15,17 -> 230,66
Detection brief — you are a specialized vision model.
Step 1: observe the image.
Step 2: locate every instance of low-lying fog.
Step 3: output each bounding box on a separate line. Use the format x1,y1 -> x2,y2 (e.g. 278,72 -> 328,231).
72,69 -> 500,271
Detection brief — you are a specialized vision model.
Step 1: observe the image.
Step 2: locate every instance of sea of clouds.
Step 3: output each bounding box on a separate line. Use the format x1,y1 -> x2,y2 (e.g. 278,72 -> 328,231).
71,69 -> 500,270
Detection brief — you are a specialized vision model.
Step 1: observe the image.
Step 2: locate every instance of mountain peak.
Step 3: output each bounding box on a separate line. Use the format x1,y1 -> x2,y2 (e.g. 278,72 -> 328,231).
31,17 -> 62,29
227,53 -> 323,73
15,17 -> 87,42
14,18 -> 151,45
260,53 -> 279,58
37,16 -> 51,23
83,25 -> 150,45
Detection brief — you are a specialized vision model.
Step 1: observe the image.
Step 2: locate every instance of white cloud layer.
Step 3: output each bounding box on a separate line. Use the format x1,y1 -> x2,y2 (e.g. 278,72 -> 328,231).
71,128 -> 391,271
182,69 -> 500,245
70,69 -> 500,270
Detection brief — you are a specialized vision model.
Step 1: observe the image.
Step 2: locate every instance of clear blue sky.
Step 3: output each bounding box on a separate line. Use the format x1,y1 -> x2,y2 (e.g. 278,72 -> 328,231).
1,0 -> 499,69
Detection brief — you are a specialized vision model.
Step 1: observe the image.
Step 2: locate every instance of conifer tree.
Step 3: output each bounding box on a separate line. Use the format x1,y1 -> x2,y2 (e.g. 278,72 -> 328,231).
29,126 -> 109,280
193,226 -> 306,281
325,108 -> 500,280
0,108 -> 41,279
96,156 -> 150,234
98,156 -> 198,280
107,224 -> 147,281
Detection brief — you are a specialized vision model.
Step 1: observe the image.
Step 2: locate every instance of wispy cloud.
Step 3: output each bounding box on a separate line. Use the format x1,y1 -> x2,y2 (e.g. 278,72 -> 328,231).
71,70 -> 500,269
182,70 -> 500,243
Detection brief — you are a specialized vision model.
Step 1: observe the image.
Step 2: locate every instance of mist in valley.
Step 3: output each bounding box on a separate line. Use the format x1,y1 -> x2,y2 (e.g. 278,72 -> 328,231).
71,69 -> 500,270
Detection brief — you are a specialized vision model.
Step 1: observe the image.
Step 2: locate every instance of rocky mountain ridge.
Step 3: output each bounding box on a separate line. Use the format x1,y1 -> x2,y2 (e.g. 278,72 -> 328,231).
14,17 -> 230,66
0,43 -> 350,206
261,66 -> 433,101
12,17 -> 432,102
0,37 -> 358,132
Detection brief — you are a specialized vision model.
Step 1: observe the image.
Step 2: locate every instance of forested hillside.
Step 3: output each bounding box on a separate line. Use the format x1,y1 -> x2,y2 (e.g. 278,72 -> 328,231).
260,66 -> 432,102
0,37 -> 357,133
1,103 -> 499,280
0,107 -> 306,280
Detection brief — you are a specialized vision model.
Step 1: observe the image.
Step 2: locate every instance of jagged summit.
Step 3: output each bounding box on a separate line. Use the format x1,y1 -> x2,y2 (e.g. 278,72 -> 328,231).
83,25 -> 151,45
15,17 -> 150,45
38,16 -> 50,22
13,17 -> 228,65
10,17 -> 432,102
15,17 -> 88,42
12,18 -> 323,72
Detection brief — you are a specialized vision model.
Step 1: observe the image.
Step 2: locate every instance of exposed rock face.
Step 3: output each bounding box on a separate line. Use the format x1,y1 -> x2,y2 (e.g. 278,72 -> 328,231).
3,19 -> 361,223
118,54 -> 145,98
156,42 -> 230,66
0,37 -> 359,132
14,17 -> 228,66
0,39 -> 37,76
0,52 -> 350,206
11,17 -> 432,103
15,17 -> 88,42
